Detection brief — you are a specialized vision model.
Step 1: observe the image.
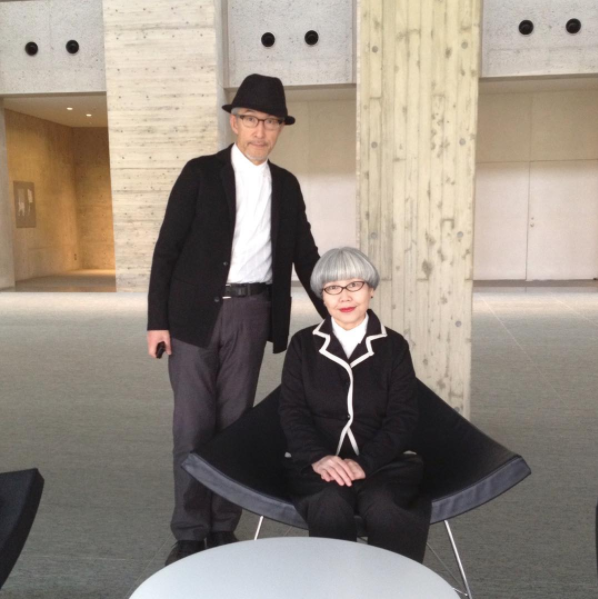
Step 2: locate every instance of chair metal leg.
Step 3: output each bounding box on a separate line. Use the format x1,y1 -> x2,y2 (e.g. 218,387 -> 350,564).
253,516 -> 264,540
444,521 -> 474,599
425,542 -> 465,592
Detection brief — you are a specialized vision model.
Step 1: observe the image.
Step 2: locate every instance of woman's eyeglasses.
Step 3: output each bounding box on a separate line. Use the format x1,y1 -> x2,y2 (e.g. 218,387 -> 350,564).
323,281 -> 367,295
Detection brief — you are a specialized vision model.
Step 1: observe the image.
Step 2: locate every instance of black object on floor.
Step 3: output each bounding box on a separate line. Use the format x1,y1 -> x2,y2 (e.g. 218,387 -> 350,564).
0,468 -> 44,590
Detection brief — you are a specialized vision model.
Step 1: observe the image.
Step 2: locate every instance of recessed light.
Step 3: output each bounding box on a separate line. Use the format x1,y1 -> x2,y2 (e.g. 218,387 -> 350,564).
86,114 -> 92,117
66,107 -> 73,111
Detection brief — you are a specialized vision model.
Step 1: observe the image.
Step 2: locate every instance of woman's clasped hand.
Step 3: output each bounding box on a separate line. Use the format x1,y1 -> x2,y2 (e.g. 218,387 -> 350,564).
311,455 -> 366,486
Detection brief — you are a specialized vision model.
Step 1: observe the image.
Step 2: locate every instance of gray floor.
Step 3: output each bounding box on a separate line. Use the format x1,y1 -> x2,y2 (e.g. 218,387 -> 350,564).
0,278 -> 597,598
2,270 -> 117,293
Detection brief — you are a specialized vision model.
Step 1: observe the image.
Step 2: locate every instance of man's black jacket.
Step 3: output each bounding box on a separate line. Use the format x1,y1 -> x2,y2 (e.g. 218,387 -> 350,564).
148,145 -> 326,353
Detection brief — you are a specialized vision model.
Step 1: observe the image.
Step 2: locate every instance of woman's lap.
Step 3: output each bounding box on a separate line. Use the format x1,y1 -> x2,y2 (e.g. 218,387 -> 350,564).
284,454 -> 426,518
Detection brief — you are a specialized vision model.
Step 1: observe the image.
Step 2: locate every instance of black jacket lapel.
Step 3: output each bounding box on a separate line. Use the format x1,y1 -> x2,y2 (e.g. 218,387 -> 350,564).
316,318 -> 349,363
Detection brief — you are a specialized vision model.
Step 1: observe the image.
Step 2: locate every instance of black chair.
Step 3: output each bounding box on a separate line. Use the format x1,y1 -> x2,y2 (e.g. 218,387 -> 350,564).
0,468 -> 44,590
183,381 -> 531,598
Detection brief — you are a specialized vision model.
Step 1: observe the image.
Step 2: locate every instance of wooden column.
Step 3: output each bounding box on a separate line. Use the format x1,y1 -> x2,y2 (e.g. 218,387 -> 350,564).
358,0 -> 481,415
103,0 -> 222,291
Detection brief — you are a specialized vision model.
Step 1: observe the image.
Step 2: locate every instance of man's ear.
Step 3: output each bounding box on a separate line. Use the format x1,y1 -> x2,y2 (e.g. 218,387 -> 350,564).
230,114 -> 239,135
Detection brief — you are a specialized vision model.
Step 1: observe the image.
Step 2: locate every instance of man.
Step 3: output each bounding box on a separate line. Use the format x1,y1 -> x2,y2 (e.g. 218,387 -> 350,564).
147,74 -> 326,565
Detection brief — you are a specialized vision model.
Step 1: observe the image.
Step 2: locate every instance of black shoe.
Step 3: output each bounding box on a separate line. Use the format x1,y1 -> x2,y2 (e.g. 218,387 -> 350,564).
165,540 -> 206,566
206,531 -> 239,549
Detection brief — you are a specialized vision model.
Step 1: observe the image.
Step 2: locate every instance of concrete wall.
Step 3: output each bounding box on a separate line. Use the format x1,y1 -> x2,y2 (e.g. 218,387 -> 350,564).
227,0 -> 355,87
73,128 -> 114,269
482,0 -> 598,78
0,0 -> 105,95
103,0 -> 223,291
0,103 -> 15,289
475,85 -> 598,280
5,110 -> 80,280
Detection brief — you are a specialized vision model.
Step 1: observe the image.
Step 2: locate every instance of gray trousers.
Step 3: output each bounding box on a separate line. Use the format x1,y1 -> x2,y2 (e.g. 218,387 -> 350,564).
168,292 -> 270,541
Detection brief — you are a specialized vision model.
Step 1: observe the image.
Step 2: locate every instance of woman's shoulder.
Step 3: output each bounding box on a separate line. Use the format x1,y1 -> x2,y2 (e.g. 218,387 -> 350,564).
367,311 -> 408,346
289,323 -> 323,347
382,325 -> 407,342
377,322 -> 411,354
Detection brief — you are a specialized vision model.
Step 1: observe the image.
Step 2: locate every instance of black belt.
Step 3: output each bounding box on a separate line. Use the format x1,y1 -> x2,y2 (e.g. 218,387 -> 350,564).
223,283 -> 270,298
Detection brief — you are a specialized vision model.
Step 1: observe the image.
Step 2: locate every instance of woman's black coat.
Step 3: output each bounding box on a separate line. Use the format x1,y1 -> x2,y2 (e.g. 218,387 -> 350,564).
279,310 -> 418,476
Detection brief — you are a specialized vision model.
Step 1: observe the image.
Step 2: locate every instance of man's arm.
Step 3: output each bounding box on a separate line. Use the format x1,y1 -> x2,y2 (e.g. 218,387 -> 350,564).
291,179 -> 327,319
147,160 -> 200,353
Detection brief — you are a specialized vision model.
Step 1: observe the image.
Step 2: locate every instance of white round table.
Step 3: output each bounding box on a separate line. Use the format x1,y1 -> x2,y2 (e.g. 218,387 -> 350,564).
131,538 -> 458,599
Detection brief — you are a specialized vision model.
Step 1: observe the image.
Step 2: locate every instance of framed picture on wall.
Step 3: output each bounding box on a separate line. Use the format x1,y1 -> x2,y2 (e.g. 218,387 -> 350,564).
14,181 -> 36,228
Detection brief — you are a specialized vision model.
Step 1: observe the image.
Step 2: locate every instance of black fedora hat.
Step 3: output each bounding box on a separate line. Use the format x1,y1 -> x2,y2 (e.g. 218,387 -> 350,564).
222,73 -> 295,125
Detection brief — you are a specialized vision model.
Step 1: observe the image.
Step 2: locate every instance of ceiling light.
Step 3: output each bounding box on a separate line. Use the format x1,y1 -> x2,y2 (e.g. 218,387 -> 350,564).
67,107 -> 73,111
86,114 -> 92,117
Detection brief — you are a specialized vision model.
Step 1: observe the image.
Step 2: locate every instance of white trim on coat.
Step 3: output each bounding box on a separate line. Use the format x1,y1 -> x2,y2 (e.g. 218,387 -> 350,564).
313,319 -> 388,457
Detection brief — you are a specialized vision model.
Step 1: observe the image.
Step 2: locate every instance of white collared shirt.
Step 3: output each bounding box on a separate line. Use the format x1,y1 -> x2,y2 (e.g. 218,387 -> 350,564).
228,143 -> 273,284
331,314 -> 369,359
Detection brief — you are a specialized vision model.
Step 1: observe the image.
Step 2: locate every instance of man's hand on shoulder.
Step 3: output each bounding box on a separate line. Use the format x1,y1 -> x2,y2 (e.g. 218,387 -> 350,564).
147,330 -> 172,358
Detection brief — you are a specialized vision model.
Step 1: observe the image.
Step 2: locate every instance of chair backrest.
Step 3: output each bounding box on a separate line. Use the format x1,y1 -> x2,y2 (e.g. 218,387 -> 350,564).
0,468 -> 44,590
184,382 -> 531,527
411,381 -> 531,522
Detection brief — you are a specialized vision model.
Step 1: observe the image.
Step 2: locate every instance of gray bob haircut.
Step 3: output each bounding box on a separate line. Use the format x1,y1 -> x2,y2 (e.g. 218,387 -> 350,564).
310,247 -> 380,296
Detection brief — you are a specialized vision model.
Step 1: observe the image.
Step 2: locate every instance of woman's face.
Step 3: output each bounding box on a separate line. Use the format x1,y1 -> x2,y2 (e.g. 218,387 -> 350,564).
321,278 -> 374,330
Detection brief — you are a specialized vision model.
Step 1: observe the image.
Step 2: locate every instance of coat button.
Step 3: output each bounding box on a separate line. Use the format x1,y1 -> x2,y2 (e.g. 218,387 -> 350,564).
223,261 -> 229,267
214,297 -> 220,303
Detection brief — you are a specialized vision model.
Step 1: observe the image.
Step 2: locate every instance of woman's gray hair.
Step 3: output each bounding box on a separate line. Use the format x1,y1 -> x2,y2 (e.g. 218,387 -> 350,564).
310,247 -> 380,296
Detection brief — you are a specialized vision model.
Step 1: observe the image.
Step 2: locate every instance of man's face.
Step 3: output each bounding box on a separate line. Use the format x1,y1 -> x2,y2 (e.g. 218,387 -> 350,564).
230,108 -> 285,165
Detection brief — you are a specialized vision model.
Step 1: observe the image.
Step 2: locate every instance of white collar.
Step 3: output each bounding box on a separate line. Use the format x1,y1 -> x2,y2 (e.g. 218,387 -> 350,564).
231,143 -> 269,176
331,314 -> 369,343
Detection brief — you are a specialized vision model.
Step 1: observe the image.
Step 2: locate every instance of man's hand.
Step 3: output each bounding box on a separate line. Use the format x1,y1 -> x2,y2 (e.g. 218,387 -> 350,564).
312,455 -> 364,486
147,330 -> 172,358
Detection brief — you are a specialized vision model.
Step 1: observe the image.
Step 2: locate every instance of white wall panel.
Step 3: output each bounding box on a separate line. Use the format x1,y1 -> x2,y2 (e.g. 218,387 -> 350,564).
477,94 -> 532,163
271,99 -> 356,259
528,160 -> 598,280
476,84 -> 598,280
531,90 -> 598,161
474,163 -> 529,280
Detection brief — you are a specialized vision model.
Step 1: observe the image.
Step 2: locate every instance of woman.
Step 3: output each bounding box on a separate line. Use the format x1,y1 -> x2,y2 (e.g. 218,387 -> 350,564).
279,247 -> 430,562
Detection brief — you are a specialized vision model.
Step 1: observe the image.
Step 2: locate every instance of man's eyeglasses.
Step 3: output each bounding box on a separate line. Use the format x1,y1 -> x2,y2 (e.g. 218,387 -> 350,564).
323,281 -> 367,295
237,114 -> 284,131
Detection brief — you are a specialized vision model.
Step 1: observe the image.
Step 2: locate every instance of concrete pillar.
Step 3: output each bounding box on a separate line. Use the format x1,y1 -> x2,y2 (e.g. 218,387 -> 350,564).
103,0 -> 224,291
0,102 -> 15,290
358,0 -> 482,415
